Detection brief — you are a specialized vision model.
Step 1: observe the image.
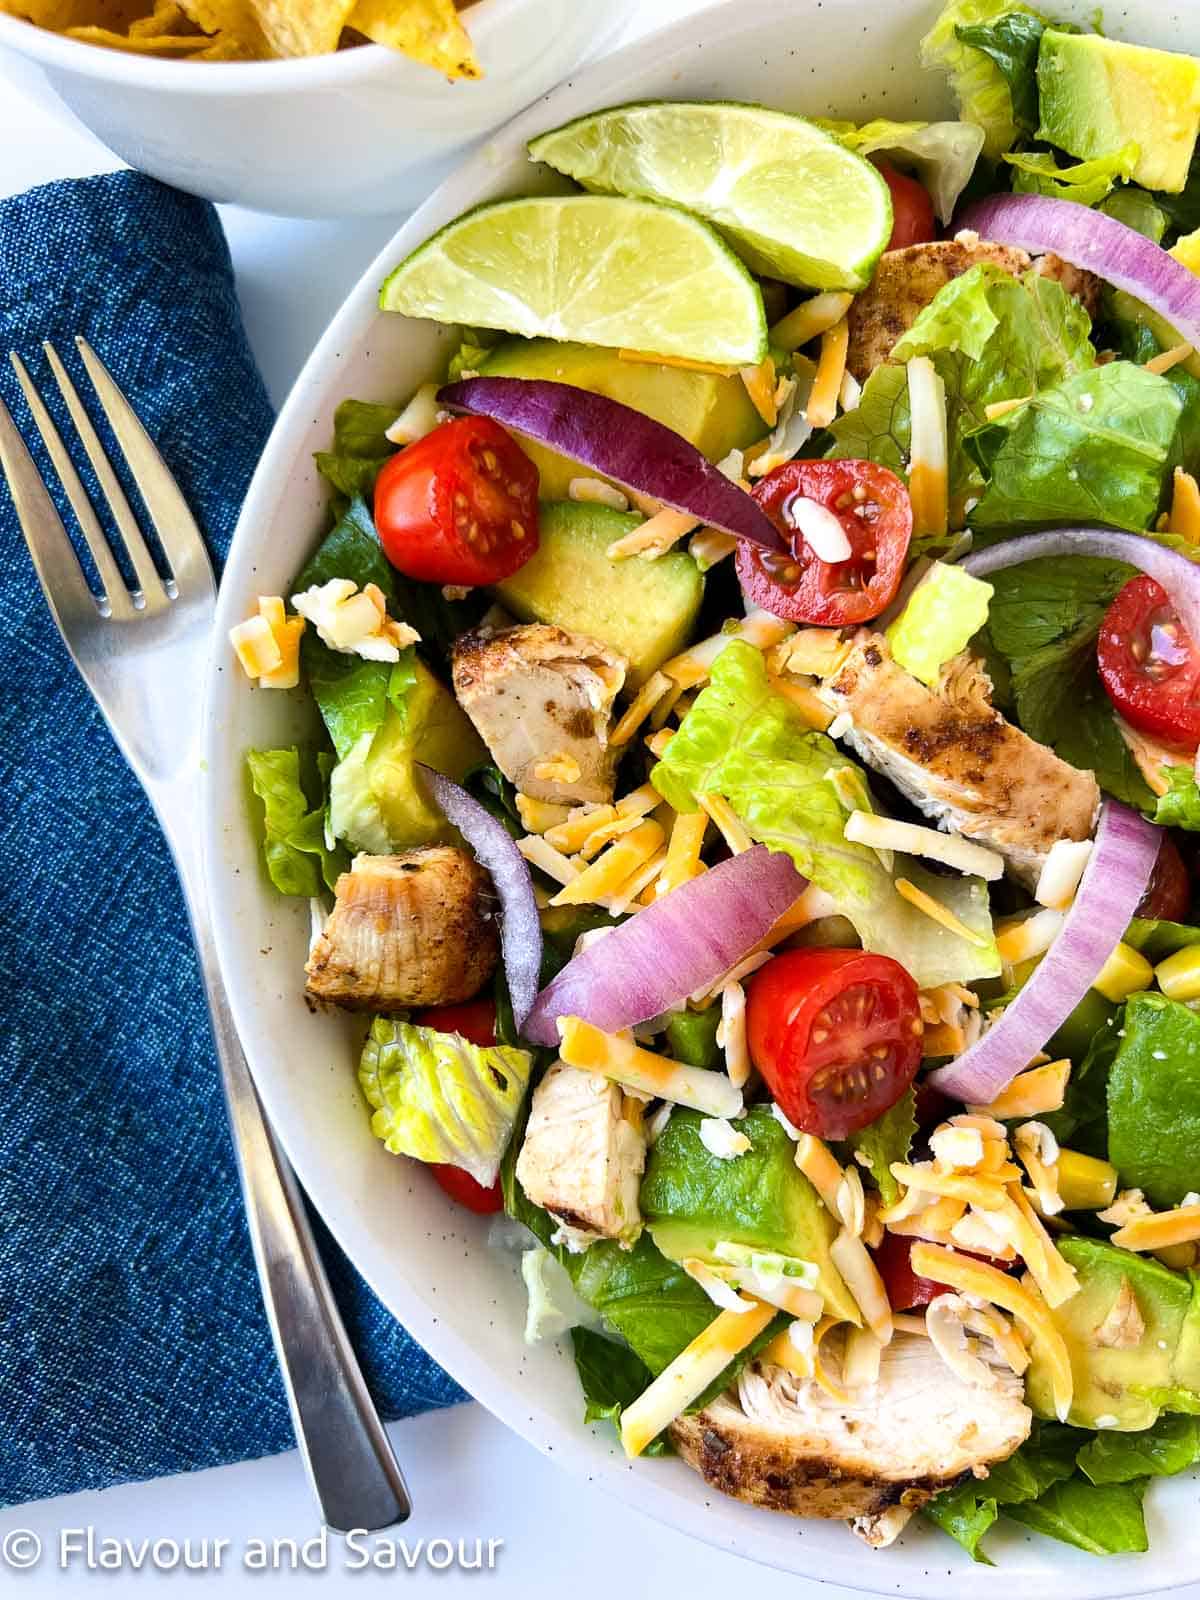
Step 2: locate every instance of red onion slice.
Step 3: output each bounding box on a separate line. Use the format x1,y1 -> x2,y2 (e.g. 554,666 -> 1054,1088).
522,844 -> 807,1047
418,765 -> 542,1031
928,801 -> 1159,1104
959,193 -> 1200,352
437,376 -> 785,552
961,528 -> 1200,655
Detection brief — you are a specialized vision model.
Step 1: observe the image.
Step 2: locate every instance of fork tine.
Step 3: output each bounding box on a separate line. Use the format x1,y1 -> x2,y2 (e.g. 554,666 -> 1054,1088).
74,337 -> 213,597
40,341 -> 165,603
9,352 -> 133,617
0,394 -> 100,636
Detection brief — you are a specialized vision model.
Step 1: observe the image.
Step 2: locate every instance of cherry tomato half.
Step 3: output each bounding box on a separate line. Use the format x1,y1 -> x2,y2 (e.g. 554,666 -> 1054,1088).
736,459 -> 913,627
430,1164 -> 504,1214
414,997 -> 497,1048
1136,835 -> 1192,922
872,1233 -> 1010,1312
374,415 -> 539,587
746,948 -> 923,1140
875,162 -> 937,251
1098,575 -> 1200,749
417,999 -> 502,1212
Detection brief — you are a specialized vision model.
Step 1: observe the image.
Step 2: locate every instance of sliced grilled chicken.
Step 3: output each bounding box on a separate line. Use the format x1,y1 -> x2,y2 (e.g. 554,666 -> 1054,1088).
822,633 -> 1099,888
305,847 -> 498,1011
670,1332 -> 1031,1541
452,623 -> 627,807
515,1062 -> 646,1249
846,234 -> 1102,381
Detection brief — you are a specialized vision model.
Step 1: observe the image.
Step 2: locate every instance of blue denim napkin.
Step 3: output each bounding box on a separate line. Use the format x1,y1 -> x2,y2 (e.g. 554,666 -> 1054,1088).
0,171 -> 464,1510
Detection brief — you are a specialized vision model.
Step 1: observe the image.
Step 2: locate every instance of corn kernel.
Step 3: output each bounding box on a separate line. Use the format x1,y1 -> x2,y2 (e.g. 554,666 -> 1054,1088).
1093,941 -> 1154,1003
1056,1149 -> 1118,1212
1156,945 -> 1200,1002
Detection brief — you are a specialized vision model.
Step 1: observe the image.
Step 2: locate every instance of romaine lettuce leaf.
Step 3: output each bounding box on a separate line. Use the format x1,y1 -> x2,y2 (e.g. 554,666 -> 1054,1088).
1153,764 -> 1200,830
968,362 -> 1184,533
1003,1476 -> 1149,1555
1077,1414 -> 1200,1484
313,398 -> 399,502
840,1088 -> 916,1209
245,747 -> 346,897
822,118 -> 985,222
924,1480 -> 999,1562
924,1418 -> 1085,1560
1006,143 -> 1140,207
826,266 -> 1094,521
920,0 -> 1043,158
653,642 -> 999,987
569,1327 -> 671,1454
982,553 -> 1154,809
359,1018 -> 532,1188
1106,993 -> 1200,1206
886,561 -> 993,686
1100,187 -> 1170,242
953,8 -> 1046,135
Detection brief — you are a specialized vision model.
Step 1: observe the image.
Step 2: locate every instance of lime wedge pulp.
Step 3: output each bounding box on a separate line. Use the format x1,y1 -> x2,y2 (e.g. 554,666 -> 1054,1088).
379,194 -> 768,367
529,101 -> 894,292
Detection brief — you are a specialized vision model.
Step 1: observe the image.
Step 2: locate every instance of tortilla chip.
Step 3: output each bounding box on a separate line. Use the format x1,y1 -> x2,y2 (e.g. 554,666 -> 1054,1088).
129,0 -> 196,35
174,0 -> 264,54
247,0 -> 356,56
1,0 -> 145,27
347,0 -> 480,78
66,22 -> 204,48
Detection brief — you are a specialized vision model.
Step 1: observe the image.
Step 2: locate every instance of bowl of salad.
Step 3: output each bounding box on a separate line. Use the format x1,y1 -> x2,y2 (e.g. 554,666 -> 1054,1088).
205,0 -> 1200,1589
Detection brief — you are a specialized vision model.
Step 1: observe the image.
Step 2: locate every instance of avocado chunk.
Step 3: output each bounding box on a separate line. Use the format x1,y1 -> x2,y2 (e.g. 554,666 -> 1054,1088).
1037,30 -> 1200,195
1026,1236 -> 1200,1430
478,338 -> 763,500
664,1006 -> 722,1069
640,1105 -> 860,1324
329,659 -> 485,853
495,500 -> 704,687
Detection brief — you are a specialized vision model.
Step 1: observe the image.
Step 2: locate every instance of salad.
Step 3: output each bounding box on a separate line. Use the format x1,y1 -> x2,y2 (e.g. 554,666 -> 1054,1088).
232,0 -> 1200,1563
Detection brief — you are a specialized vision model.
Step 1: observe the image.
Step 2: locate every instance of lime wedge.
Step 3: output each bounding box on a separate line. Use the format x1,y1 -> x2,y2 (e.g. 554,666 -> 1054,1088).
379,195 -> 767,366
529,101 -> 893,292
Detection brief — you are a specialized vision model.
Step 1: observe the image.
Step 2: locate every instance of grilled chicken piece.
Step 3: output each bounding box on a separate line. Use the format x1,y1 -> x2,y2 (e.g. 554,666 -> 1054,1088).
514,1062 -> 646,1249
822,633 -> 1099,888
305,847 -> 498,1011
452,623 -> 627,807
846,234 -> 1102,381
670,1332 -> 1031,1543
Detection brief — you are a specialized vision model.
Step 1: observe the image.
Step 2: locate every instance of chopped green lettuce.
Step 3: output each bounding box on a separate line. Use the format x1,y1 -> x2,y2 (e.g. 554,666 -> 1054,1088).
1003,1476 -> 1149,1555
1077,1414 -> 1200,1484
982,553 -> 1154,809
1125,917 -> 1200,963
827,265 -> 1094,522
652,642 -> 999,987
313,398 -> 398,502
953,8 -> 1046,135
968,361 -> 1184,533
886,561 -> 993,686
569,1327 -> 671,1454
245,747 -> 346,897
1107,993 -> 1200,1206
1154,764 -> 1200,830
819,118 -> 985,221
840,1088 -> 916,1208
920,0 -> 1043,158
521,1246 -> 596,1343
1007,143 -> 1141,207
1100,186 -> 1170,242
359,1018 -> 532,1188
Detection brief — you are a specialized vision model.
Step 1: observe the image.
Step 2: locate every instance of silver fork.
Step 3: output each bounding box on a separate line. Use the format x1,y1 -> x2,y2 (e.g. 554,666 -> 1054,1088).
0,338 -> 411,1534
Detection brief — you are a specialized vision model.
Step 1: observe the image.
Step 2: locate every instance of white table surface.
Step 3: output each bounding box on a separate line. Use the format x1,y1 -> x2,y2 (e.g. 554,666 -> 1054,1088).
1,15 -> 1198,1598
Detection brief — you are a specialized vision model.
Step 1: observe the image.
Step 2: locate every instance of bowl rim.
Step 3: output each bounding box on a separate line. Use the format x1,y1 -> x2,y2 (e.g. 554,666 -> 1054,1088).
0,0 -> 538,96
202,0 -> 1200,1592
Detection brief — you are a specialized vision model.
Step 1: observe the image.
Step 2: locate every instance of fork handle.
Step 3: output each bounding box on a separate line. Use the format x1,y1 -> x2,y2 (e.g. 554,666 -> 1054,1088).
187,903 -> 412,1533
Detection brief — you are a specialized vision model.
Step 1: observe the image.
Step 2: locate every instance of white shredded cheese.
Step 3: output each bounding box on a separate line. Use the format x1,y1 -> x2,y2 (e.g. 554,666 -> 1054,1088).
291,579 -> 418,662
843,811 -> 1004,881
1034,839 -> 1093,910
698,1117 -> 752,1161
719,981 -> 751,1089
385,382 -> 440,445
569,477 -> 630,512
930,1124 -> 985,1172
789,496 -> 853,563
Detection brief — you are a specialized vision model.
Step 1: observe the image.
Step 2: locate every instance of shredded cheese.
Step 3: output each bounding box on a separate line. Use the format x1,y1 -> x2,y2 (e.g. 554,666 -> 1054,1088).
719,981 -> 751,1088
910,1244 -> 1073,1421
617,348 -> 740,377
1014,1122 -> 1065,1218
610,673 -> 672,747
620,1301 -> 777,1457
890,1163 -> 1009,1210
689,528 -> 738,570
1146,342 -> 1194,376
996,908 -> 1064,966
606,506 -> 698,561
1035,839 -> 1093,910
845,812 -> 1003,881
545,804 -> 613,855
1111,1202 -> 1200,1252
661,609 -> 795,689
515,793 -> 571,834
895,877 -> 989,947
568,477 -> 630,512
385,382 -> 440,444
982,394 -> 1031,421
829,1230 -> 892,1343
698,793 -> 753,854
558,1016 -> 743,1118
608,847 -> 669,917
971,1060 -> 1070,1120
292,578 -> 416,662
658,810 -> 709,898
516,835 -> 580,888
770,291 -> 855,354
793,1133 -> 845,1215
805,317 -> 849,428
788,495 -> 853,562
532,753 -> 582,786
740,357 -> 778,427
229,596 -> 306,688
766,672 -> 835,730
906,355 -> 949,539
1168,466 -> 1200,542
549,820 -> 665,906
842,1325 -> 883,1389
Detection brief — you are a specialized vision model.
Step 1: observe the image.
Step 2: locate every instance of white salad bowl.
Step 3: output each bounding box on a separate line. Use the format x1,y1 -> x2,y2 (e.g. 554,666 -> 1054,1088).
203,0 -> 1200,1592
0,0 -> 637,217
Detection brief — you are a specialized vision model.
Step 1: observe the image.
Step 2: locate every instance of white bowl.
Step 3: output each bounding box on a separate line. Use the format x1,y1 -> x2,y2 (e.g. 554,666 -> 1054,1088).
0,0 -> 636,217
204,0 -> 1200,1591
